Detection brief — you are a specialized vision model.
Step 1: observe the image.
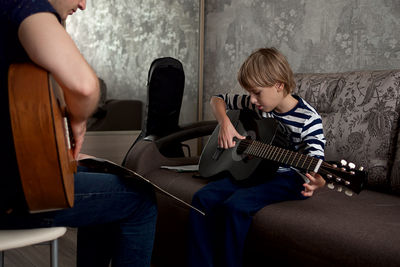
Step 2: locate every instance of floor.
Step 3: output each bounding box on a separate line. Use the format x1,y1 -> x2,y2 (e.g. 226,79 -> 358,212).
3,228 -> 77,267
3,228 -> 158,266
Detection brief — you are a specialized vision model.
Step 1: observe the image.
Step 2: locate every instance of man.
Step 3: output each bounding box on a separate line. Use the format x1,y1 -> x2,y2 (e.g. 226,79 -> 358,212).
0,1 -> 157,266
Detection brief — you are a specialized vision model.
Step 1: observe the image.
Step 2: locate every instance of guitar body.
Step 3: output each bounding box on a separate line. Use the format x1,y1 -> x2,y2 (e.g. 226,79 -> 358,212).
199,110 -> 291,184
8,63 -> 76,212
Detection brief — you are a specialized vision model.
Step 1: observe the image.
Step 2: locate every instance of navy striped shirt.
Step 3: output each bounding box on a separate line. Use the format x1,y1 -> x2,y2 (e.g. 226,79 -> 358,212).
216,94 -> 325,160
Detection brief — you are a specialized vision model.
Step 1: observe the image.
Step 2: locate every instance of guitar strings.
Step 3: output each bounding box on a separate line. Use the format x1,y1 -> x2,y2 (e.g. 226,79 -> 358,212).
240,139 -> 348,173
239,139 -> 318,171
239,138 -> 356,191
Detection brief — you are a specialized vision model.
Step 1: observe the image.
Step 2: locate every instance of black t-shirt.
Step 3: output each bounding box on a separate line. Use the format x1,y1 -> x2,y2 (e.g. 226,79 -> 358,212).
0,0 -> 60,215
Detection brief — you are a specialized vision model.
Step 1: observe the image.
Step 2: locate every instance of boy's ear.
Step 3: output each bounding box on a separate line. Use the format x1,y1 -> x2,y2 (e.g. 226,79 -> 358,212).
275,83 -> 284,92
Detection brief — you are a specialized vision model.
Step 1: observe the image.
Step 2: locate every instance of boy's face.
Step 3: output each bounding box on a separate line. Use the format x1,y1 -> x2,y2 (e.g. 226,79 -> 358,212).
248,83 -> 285,113
48,0 -> 86,20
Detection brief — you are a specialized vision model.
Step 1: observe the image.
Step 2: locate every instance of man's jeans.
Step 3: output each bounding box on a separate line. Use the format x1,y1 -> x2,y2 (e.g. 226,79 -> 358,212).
0,166 -> 157,267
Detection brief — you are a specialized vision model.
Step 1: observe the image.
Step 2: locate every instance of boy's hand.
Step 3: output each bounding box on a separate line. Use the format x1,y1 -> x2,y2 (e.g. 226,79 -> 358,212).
301,172 -> 326,197
218,120 -> 245,149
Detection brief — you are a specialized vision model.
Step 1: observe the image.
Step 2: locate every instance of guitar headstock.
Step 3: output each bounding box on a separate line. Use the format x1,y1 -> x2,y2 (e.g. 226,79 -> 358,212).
319,160 -> 367,196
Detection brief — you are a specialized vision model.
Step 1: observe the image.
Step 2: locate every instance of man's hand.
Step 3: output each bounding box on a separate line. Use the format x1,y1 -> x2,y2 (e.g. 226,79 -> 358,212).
77,153 -> 95,160
70,119 -> 87,159
301,172 -> 326,197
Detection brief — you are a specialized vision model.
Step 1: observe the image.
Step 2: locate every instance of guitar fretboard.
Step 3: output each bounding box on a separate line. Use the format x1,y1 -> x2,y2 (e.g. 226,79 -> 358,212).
238,139 -> 321,172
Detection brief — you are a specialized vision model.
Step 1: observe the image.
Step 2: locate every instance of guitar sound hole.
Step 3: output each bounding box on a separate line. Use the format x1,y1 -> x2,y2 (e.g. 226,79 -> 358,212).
242,156 -> 251,163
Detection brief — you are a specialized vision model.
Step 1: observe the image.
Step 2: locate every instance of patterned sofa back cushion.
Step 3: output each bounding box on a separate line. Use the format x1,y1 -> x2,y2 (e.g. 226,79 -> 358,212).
294,70 -> 400,194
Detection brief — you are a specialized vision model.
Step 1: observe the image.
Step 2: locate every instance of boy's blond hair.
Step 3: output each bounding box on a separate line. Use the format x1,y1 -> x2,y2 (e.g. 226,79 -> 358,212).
237,47 -> 295,95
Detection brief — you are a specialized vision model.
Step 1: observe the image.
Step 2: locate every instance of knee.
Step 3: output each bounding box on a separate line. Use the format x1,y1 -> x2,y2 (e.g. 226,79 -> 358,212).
192,190 -> 217,212
221,200 -> 248,218
192,190 -> 206,207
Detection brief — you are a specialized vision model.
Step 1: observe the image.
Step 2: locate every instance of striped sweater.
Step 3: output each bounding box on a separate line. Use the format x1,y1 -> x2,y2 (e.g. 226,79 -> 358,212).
216,94 -> 325,160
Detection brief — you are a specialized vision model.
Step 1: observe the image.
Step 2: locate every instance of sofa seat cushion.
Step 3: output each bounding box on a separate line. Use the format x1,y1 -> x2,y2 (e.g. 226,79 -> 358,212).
247,187 -> 400,266
146,167 -> 400,267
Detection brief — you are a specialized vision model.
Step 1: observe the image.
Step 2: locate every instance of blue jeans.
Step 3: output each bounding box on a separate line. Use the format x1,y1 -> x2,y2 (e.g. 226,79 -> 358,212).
0,166 -> 157,267
188,169 -> 307,267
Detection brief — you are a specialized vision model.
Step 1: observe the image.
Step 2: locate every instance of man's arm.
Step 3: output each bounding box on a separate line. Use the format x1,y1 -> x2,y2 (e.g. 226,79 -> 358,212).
18,12 -> 100,158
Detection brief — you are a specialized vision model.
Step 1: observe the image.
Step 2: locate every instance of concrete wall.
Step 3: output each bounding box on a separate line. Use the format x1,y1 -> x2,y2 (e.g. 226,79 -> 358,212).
67,0 -> 400,122
67,0 -> 199,124
203,0 -> 400,119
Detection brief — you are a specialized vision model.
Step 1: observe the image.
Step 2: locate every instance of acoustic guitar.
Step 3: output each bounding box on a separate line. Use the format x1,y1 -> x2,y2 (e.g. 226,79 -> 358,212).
199,110 -> 367,196
8,63 -> 76,212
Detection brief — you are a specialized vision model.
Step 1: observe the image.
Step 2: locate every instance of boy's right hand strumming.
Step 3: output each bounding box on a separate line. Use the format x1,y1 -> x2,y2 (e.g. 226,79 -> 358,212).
210,96 -> 245,149
218,119 -> 245,149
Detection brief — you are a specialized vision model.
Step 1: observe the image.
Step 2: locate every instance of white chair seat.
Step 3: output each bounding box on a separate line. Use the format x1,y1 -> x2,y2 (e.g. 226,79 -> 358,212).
0,227 -> 67,267
0,227 -> 66,251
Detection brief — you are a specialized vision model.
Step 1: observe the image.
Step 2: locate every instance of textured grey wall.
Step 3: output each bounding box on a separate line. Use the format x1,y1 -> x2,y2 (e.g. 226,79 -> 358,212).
66,0 -> 199,124
203,0 -> 400,119
66,0 -> 400,123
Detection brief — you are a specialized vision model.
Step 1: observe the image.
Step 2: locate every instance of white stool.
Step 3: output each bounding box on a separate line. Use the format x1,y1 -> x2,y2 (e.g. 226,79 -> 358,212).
0,227 -> 67,267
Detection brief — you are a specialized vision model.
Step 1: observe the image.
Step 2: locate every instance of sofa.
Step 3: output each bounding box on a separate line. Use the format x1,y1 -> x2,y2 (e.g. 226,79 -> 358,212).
87,98 -> 143,131
86,77 -> 143,131
123,69 -> 400,267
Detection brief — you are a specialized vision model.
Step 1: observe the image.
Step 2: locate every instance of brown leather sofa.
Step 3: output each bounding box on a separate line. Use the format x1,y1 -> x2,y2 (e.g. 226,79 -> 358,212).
87,99 -> 143,131
86,78 -> 143,131
124,69 -> 400,267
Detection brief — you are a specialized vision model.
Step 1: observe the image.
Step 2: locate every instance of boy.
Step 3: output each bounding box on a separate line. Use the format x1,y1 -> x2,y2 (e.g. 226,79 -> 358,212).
188,47 -> 326,267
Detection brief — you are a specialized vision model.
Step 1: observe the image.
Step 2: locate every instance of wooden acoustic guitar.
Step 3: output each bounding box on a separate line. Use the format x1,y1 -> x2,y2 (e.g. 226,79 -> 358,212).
199,110 -> 367,196
8,63 -> 76,212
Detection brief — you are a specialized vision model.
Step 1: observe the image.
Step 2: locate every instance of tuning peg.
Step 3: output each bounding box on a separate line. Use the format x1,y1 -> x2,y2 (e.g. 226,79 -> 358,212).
359,166 -> 364,171
340,159 -> 347,166
348,162 -> 355,169
336,186 -> 343,192
332,163 -> 338,168
345,190 -> 354,196
327,183 -> 335,190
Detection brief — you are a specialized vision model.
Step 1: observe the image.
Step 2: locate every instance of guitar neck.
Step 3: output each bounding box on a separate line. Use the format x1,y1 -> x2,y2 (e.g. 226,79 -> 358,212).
238,139 -> 322,173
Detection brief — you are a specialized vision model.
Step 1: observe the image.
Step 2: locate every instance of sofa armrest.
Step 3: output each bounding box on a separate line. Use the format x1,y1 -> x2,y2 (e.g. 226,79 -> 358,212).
154,120 -> 217,152
123,120 -> 217,175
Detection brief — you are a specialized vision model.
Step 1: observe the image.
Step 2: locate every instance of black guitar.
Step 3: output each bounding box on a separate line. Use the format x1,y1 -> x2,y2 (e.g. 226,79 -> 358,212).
199,110 -> 367,195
